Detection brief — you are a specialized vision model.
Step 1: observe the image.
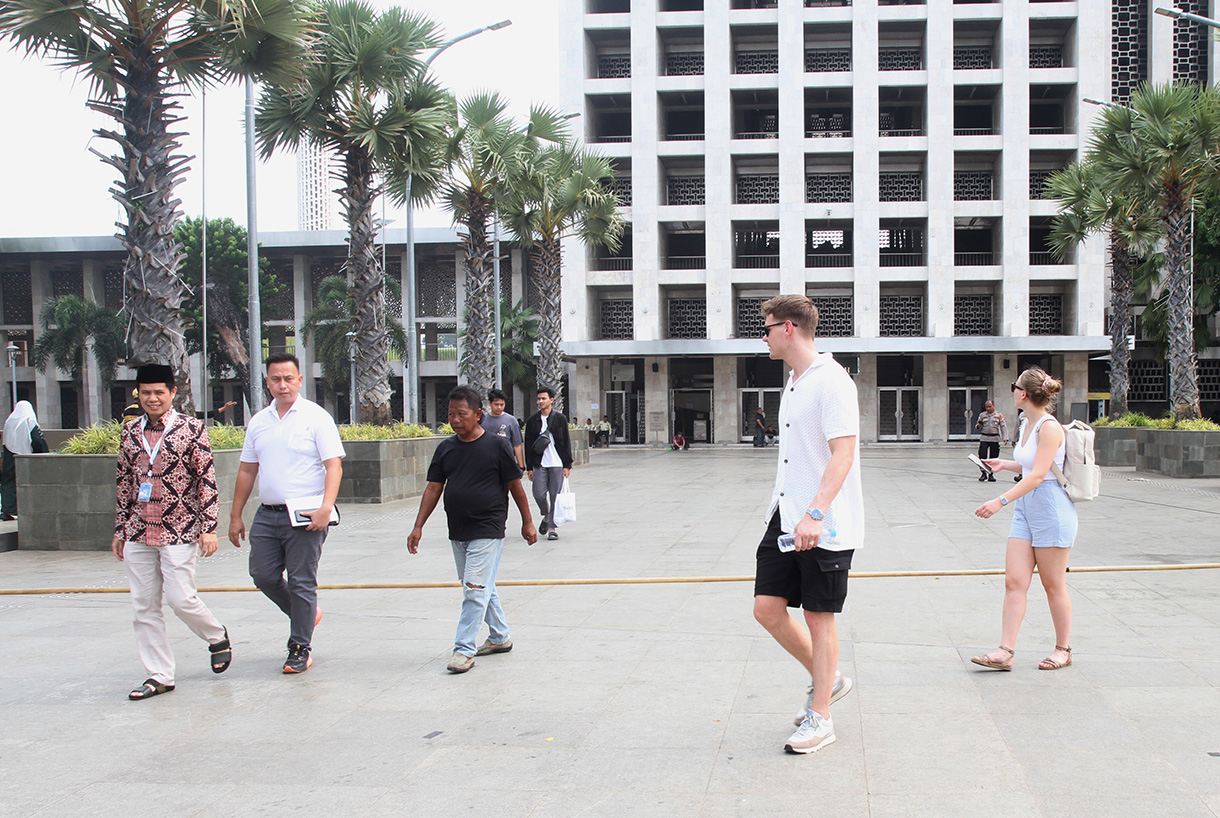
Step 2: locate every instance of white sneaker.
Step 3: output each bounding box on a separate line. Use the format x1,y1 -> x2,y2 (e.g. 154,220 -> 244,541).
794,671 -> 853,726
785,710 -> 835,754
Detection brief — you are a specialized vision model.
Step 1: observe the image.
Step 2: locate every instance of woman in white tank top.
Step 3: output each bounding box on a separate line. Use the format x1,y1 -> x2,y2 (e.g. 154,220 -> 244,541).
969,367 -> 1077,673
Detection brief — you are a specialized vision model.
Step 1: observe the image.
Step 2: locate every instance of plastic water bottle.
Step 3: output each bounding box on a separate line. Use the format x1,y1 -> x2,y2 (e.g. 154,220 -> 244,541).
777,529 -> 837,552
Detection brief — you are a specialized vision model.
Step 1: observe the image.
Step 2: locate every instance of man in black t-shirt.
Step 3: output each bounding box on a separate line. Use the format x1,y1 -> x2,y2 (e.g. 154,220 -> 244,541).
408,386 -> 538,674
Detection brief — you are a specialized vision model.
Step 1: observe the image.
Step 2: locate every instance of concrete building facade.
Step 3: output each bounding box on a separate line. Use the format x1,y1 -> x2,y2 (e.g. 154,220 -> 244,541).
557,0 -> 1220,445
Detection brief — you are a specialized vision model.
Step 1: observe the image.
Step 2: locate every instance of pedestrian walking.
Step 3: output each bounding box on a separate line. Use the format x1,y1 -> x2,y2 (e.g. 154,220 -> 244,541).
408,386 -> 537,674
229,353 -> 344,674
751,295 -> 863,755
975,400 -> 1008,482
1,400 -> 49,519
524,386 -> 573,541
111,364 -> 231,700
481,388 -> 525,469
972,367 -> 1076,672
753,406 -> 767,447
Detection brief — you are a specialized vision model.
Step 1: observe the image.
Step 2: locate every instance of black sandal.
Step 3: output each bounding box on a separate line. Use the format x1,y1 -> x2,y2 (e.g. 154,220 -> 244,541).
209,627 -> 232,674
129,678 -> 174,700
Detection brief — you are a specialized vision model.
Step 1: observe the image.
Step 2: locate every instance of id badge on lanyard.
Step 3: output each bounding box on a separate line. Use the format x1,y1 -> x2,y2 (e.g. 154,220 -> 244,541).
137,411 -> 172,503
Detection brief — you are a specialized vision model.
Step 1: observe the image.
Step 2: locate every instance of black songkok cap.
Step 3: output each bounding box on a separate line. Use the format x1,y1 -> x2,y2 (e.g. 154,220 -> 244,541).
135,364 -> 175,388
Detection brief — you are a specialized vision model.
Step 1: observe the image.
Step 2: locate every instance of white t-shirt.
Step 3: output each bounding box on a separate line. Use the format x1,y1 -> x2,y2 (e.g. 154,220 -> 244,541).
240,396 -> 346,504
765,352 -> 864,552
539,414 -> 563,468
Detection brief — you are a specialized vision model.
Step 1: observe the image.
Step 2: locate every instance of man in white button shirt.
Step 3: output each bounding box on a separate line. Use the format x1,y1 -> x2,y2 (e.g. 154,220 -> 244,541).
752,295 -> 864,755
229,353 -> 345,674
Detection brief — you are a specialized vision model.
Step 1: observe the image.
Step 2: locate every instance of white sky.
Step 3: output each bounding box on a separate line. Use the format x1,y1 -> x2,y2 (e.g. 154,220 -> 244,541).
0,0 -> 561,238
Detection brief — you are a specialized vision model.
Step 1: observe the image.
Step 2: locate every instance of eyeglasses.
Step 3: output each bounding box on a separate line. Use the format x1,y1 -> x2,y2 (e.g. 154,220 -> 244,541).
1010,382 -> 1022,393
762,321 -> 794,339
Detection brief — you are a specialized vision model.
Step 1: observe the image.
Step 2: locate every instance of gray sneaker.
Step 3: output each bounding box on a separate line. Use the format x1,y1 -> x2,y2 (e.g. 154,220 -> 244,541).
475,638 -> 513,656
446,652 -> 474,673
794,671 -> 853,725
785,710 -> 835,754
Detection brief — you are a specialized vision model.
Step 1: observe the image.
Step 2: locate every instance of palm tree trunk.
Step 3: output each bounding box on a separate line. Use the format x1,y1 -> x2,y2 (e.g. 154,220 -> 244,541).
1163,195 -> 1202,421
457,197 -> 496,398
1108,237 -> 1134,419
88,52 -> 194,415
532,238 -> 565,413
339,147 -> 393,425
80,342 -> 91,428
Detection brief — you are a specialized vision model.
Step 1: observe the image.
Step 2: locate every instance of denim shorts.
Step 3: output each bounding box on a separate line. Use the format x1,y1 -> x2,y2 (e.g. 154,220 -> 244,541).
1008,479 -> 1078,548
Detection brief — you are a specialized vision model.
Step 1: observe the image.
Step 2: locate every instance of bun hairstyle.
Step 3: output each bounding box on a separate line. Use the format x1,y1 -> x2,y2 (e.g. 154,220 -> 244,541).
1015,366 -> 1062,409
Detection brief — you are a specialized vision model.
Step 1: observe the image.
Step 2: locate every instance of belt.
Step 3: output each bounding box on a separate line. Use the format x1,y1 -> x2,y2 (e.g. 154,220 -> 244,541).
260,504 -> 288,513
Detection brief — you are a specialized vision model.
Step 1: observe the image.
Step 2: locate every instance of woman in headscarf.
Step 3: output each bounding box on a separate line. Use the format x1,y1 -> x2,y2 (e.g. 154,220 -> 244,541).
2,401 -> 50,520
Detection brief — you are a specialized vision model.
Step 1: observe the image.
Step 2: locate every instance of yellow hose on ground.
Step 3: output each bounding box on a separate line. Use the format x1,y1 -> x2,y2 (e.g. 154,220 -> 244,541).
2,562 -> 1218,596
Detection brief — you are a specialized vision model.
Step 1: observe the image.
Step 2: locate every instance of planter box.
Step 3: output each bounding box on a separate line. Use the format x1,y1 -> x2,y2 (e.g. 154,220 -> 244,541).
15,436 -> 593,548
339,435 -> 590,503
15,449 -> 248,552
1093,426 -> 1141,468
1134,428 -> 1220,478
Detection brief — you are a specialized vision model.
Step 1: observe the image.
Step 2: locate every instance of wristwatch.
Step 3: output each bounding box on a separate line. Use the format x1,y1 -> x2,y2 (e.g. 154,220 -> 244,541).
806,508 -> 824,521
999,496 -> 1008,506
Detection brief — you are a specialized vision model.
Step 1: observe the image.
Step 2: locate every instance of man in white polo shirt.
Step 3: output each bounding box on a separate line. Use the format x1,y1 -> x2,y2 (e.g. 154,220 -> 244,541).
752,294 -> 864,755
229,353 -> 345,674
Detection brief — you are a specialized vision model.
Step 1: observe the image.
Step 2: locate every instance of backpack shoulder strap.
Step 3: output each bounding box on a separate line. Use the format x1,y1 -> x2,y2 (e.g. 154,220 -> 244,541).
1033,416 -> 1069,488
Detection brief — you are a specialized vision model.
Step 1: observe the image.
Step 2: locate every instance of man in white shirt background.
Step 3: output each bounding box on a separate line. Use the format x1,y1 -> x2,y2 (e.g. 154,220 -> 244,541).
229,353 -> 345,674
752,294 -> 864,755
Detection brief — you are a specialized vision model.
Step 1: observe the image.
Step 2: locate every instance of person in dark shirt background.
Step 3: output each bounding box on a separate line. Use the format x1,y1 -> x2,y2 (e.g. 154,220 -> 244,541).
407,386 -> 537,674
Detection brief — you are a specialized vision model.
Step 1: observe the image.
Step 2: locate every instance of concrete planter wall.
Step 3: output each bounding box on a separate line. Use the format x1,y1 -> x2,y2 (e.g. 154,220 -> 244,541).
1134,428 -> 1220,478
339,435 -> 590,503
15,436 -> 592,548
1093,426 -> 1141,467
15,449 -> 248,552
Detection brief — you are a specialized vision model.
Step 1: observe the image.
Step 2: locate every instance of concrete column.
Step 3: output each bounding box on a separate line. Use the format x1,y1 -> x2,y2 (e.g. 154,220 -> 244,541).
29,261 -> 62,427
644,356 -> 668,447
81,259 -> 106,424
926,0 -> 954,340
294,254 -> 315,401
453,252 -> 466,371
856,353 -> 878,444
854,3 -> 881,339
704,1 -> 732,339
713,355 -> 737,445
632,0 -> 661,341
924,353 -> 948,442
1061,351 -> 1088,423
573,359 -> 600,427
424,380 -> 437,429
1000,3 -> 1031,338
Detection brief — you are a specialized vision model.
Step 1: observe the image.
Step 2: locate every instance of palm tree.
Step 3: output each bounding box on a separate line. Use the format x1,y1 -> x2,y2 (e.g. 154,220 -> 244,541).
1048,161 -> 1158,419
1,0 -> 312,413
257,0 -> 451,425
501,127 -> 624,411
32,296 -> 126,427
299,275 -> 408,401
457,297 -> 539,395
1083,82 -> 1220,420
439,92 -> 522,399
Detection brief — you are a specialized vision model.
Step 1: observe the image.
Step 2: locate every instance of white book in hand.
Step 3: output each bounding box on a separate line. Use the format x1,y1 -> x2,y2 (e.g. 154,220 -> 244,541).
285,495 -> 340,529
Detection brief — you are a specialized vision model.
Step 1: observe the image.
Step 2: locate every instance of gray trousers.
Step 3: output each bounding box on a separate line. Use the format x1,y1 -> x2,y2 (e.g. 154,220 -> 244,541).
531,467 -> 564,528
248,506 -> 327,650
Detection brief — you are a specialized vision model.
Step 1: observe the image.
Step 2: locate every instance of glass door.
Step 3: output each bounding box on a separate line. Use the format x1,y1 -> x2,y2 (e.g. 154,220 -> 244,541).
878,387 -> 922,441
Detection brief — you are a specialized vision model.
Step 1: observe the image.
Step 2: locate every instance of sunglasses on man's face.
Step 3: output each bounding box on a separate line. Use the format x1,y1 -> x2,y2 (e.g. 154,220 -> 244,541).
762,320 -> 794,339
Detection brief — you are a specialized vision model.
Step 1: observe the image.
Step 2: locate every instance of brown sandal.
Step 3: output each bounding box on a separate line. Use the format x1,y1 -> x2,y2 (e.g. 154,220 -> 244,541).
970,645 -> 1014,671
1039,645 -> 1072,670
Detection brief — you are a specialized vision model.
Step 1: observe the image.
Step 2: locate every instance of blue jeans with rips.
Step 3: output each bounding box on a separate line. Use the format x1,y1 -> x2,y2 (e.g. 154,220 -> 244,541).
450,537 -> 510,657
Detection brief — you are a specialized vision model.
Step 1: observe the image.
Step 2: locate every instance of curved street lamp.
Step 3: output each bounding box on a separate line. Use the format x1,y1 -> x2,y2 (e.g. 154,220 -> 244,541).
403,19 -> 512,424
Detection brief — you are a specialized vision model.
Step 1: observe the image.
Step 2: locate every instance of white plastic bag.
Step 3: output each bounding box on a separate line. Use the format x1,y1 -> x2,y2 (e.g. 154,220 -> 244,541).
552,477 -> 577,526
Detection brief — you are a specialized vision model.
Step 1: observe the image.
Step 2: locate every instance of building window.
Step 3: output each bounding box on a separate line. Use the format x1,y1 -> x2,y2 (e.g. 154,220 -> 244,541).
736,173 -> 780,204
954,295 -> 994,335
879,295 -> 924,337
736,296 -> 770,338
668,298 -> 707,339
597,54 -> 631,78
805,48 -> 851,72
600,298 -> 634,340
879,172 -> 924,202
807,172 -> 852,203
955,171 -> 993,201
1029,294 -> 1064,335
812,295 -> 854,337
954,46 -> 992,70
1128,360 -> 1166,401
1112,0 -> 1147,104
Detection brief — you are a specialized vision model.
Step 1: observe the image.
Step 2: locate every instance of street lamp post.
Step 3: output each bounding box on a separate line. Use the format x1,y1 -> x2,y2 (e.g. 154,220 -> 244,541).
403,19 -> 511,423
6,343 -> 18,411
1155,6 -> 1220,28
245,76 -> 263,414
347,331 -> 358,424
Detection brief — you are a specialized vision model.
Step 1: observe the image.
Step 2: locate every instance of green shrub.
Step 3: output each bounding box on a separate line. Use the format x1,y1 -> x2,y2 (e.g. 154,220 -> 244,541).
206,425 -> 246,450
58,421 -> 124,454
1094,412 -> 1220,431
338,422 -> 437,441
438,422 -> 454,435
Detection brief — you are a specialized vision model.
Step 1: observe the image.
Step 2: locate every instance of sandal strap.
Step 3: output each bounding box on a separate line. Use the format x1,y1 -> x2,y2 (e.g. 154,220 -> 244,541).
998,645 -> 1014,655
209,639 -> 231,653
1054,645 -> 1071,653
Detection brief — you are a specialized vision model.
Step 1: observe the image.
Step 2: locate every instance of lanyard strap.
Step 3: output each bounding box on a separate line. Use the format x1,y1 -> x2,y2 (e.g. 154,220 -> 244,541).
138,410 -> 175,475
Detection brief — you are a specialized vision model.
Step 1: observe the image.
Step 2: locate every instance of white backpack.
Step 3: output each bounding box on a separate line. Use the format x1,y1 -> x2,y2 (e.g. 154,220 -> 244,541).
1042,419 -> 1101,503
